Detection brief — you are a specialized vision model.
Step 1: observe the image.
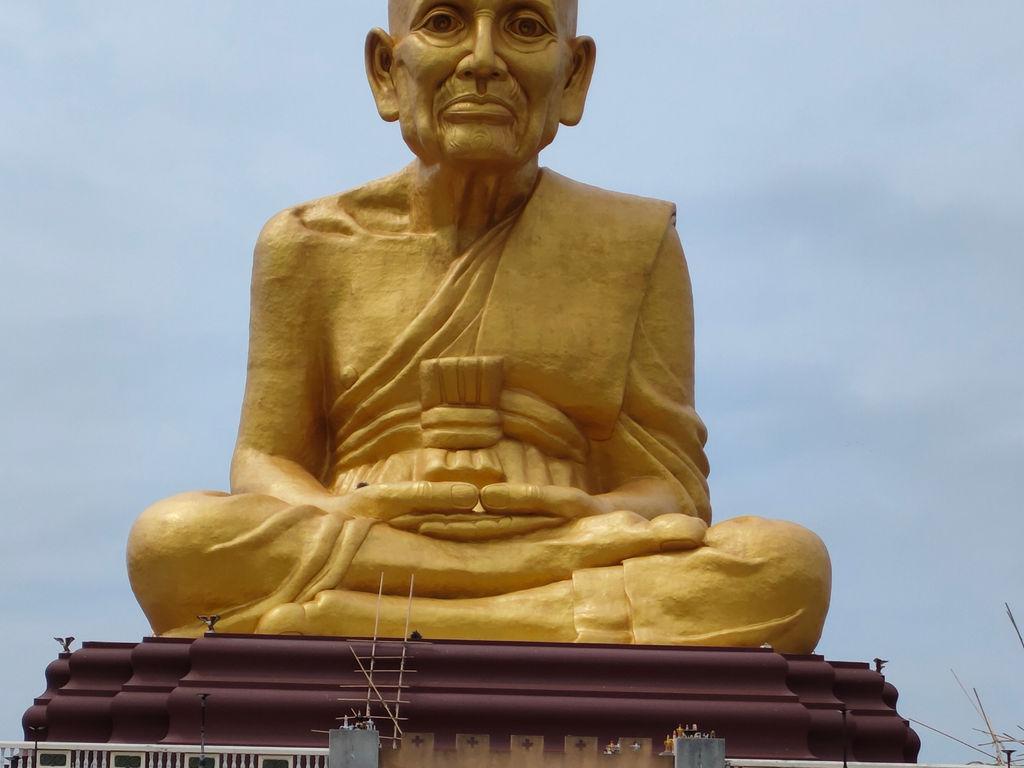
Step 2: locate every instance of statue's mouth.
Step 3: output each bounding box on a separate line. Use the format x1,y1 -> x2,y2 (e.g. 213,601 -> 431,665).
389,511 -> 563,541
441,95 -> 515,125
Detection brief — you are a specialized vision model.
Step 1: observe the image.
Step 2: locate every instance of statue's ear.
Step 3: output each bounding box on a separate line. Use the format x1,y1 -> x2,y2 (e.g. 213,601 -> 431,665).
365,28 -> 400,123
560,36 -> 596,127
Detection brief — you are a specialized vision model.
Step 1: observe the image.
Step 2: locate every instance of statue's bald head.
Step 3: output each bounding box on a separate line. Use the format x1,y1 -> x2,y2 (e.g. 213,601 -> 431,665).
369,0 -> 595,168
388,0 -> 578,37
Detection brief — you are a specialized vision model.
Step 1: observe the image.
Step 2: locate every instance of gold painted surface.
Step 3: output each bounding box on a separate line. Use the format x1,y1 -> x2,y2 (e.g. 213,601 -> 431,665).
127,0 -> 831,652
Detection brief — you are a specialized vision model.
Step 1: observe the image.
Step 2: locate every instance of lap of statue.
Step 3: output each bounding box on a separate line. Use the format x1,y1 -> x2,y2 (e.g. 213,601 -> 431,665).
128,478 -> 829,654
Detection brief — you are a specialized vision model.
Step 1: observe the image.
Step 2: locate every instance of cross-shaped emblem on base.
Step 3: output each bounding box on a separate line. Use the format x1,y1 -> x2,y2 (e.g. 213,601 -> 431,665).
575,739 -> 588,751
521,738 -> 534,750
411,736 -> 424,747
466,737 -> 479,748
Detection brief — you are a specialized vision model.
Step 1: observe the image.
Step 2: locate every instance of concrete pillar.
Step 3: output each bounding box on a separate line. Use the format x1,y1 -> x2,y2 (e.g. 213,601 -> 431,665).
673,739 -> 725,768
329,728 -> 379,768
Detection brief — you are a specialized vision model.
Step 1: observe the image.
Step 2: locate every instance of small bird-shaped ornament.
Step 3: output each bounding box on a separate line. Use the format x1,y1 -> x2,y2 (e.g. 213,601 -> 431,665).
197,615 -> 221,633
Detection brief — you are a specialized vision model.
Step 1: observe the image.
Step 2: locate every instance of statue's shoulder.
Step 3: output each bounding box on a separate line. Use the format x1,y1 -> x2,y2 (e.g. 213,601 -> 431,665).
536,169 -> 677,234
256,168 -> 412,258
523,171 -> 678,281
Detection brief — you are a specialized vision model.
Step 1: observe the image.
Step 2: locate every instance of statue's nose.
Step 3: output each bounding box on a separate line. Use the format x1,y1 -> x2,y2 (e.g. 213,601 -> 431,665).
459,17 -> 507,88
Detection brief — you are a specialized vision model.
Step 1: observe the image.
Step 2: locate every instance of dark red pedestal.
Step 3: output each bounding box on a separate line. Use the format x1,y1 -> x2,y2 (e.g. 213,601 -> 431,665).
23,635 -> 919,762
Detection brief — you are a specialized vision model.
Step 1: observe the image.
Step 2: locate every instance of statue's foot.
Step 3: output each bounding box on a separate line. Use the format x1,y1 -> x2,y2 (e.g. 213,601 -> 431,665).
256,580 -> 578,642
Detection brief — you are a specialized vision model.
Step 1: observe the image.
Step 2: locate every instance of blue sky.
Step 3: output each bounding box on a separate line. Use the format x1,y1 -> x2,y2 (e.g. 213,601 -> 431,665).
1,2 -> 1022,762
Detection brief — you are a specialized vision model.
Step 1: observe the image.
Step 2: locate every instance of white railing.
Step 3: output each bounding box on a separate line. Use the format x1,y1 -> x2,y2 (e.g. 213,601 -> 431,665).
0,743 -> 328,768
0,741 -> 987,768
733,762 -> 987,768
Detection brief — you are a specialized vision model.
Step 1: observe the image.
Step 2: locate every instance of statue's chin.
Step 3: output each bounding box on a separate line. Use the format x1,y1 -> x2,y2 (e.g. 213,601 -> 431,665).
437,124 -> 526,170
389,512 -> 564,542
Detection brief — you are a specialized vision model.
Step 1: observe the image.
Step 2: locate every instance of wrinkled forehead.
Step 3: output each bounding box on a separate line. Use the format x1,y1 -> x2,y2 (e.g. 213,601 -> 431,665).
388,0 -> 578,37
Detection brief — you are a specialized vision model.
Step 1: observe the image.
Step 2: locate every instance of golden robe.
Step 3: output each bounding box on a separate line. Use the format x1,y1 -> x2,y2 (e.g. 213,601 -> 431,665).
128,167 -> 830,652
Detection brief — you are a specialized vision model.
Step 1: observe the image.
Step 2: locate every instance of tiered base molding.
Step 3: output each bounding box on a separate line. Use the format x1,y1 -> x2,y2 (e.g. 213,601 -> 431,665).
22,635 -> 919,762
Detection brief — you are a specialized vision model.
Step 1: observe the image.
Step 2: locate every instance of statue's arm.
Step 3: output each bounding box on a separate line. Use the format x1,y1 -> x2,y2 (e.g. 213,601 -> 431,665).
592,223 -> 712,521
229,210 -> 336,510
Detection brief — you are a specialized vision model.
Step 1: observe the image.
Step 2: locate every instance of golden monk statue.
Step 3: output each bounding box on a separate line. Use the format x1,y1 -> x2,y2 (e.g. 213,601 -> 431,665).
128,0 -> 831,652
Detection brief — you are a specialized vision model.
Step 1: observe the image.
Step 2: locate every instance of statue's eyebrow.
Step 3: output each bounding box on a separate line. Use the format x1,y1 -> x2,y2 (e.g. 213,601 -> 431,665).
404,0 -> 561,33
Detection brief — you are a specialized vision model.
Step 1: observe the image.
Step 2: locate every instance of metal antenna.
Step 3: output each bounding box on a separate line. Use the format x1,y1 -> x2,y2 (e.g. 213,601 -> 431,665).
906,718 -> 996,761
338,573 -> 415,746
349,647 -> 403,733
974,687 -> 1003,763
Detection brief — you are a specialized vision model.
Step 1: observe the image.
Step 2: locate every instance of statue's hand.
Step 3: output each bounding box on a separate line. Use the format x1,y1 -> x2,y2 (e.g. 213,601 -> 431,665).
480,478 -> 683,522
322,480 -> 700,544
323,481 -> 480,523
337,482 -> 602,542
480,483 -> 613,520
549,510 -> 708,553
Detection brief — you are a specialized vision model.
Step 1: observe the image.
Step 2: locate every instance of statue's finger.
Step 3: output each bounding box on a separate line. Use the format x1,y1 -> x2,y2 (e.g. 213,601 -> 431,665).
480,483 -> 598,518
479,483 -> 533,512
354,481 -> 479,517
650,513 -> 708,550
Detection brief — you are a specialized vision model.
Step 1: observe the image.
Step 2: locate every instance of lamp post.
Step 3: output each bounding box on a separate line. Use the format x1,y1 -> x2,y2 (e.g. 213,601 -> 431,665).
840,705 -> 848,768
197,694 -> 210,768
26,726 -> 46,768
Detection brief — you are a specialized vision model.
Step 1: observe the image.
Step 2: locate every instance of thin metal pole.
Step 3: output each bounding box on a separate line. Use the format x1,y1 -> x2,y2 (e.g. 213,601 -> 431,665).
365,573 -> 385,719
1007,603 -> 1024,652
391,575 -> 415,746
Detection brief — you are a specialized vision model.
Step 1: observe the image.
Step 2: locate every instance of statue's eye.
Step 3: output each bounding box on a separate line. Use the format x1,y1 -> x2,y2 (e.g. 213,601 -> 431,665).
506,13 -> 550,40
420,10 -> 463,35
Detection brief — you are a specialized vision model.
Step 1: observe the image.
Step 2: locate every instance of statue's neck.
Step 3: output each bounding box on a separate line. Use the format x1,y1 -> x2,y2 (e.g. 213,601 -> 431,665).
409,160 -> 539,252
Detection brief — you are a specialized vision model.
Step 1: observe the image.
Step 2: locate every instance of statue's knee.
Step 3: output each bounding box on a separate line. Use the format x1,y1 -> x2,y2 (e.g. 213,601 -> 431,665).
708,516 -> 829,566
624,516 -> 831,652
706,515 -> 832,623
128,491 -> 228,569
128,491 -> 317,635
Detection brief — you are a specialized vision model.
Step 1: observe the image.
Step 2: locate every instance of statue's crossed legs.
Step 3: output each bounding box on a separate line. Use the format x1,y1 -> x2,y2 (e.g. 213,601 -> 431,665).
129,487 -> 830,653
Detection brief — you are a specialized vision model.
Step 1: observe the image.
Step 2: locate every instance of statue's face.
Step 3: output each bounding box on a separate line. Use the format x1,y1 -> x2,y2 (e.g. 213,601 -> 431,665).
368,0 -> 594,170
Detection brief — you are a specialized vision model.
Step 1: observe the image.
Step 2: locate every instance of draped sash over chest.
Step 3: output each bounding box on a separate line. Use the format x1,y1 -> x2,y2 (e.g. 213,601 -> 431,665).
324,169 -> 675,491
326,209 -> 520,480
